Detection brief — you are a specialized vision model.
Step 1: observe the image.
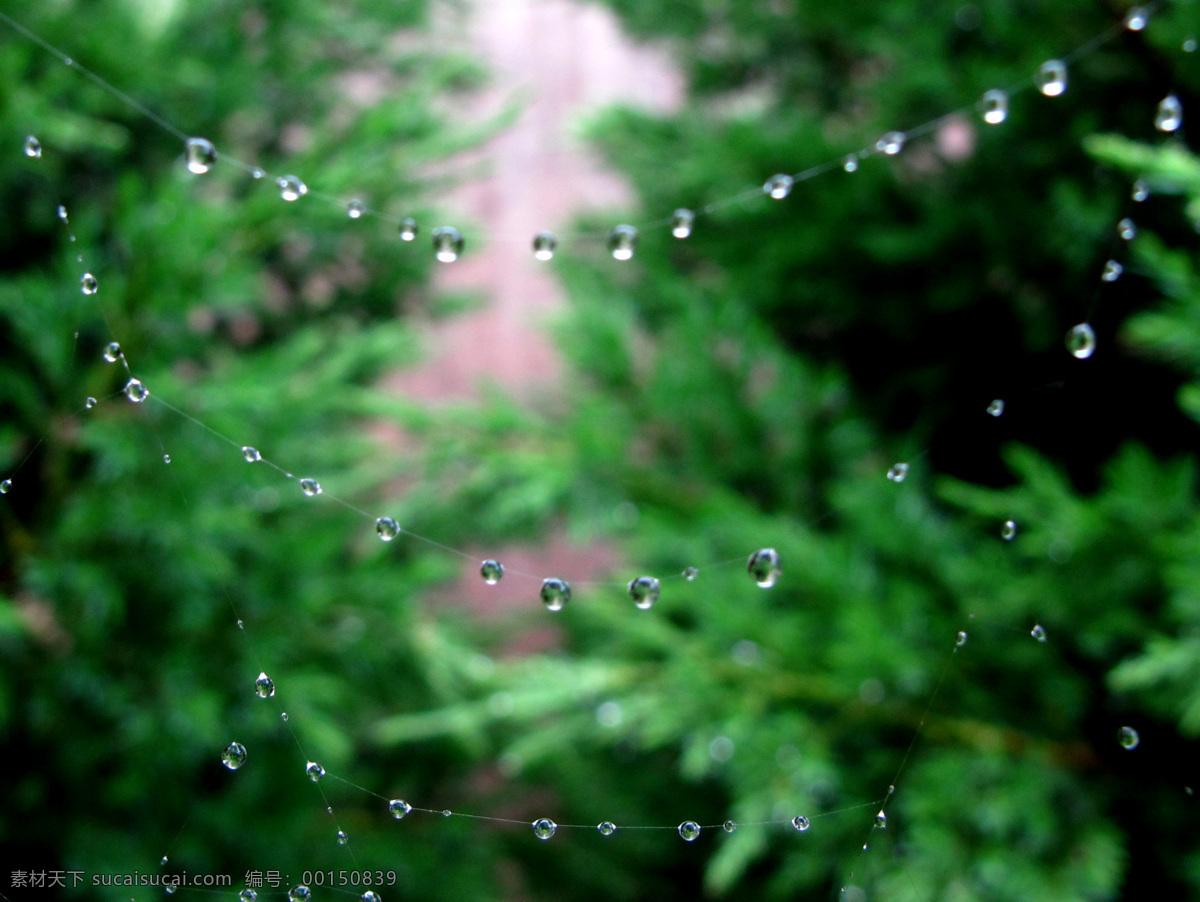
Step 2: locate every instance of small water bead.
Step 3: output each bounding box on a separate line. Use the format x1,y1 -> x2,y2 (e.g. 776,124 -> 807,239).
763,174 -> 793,199
682,566 -> 699,581
747,548 -> 782,588
305,761 -> 326,782
288,887 -> 311,902
24,135 -> 42,158
162,454 -> 171,465
979,89 -> 1008,125
0,479 -> 10,494
1155,94 -> 1183,133
1118,726 -> 1140,750
671,208 -> 695,238
1132,180 -> 1149,202
166,882 -> 178,894
1031,624 -> 1047,642
1118,218 -> 1137,241
255,672 -> 275,699
361,893 -> 381,902
532,818 -> 557,840
442,809 -> 452,817
432,226 -> 464,262
57,205 -> 69,223
597,822 -> 617,836
887,462 -> 909,483
1101,259 -> 1123,282
240,890 -> 258,902
874,811 -> 888,829
723,820 -> 737,833
876,131 -> 906,155
160,857 -> 168,867
1066,322 -> 1097,359
987,399 -> 1005,417
337,830 -> 349,845
792,815 -> 811,832
1001,519 -> 1017,541
221,742 -> 247,770
376,517 -> 401,541
398,218 -> 419,241
678,821 -> 701,842
241,446 -> 261,463
346,199 -> 366,219
299,478 -> 322,497
280,711 -> 288,721
184,137 -> 216,174
84,397 -> 97,409
627,576 -> 660,610
843,154 -> 859,173
1037,59 -> 1068,97
277,175 -> 308,201
1124,6 -> 1148,30
103,342 -> 122,362
608,224 -> 638,260
540,578 -> 571,611
250,166 -> 266,179
956,630 -> 968,647
480,560 -> 504,585
1185,37 -> 1198,53
81,273 -> 98,295
388,799 -> 412,820
237,619 -> 244,629
532,231 -> 557,261
124,378 -> 149,403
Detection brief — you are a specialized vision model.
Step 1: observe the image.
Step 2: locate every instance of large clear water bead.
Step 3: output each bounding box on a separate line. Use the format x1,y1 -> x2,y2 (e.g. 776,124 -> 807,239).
0,480 -> 10,495
347,199 -> 366,219
432,226 -> 464,262
277,175 -> 308,202
627,576 -> 661,609
255,672 -> 275,698
305,761 -> 326,782
763,174 -> 793,199
1066,323 -> 1096,359
1031,624 -> 1047,642
979,89 -> 1009,125
388,799 -> 412,820
240,890 -> 258,902
955,630 -> 968,647
671,208 -> 695,238
1002,519 -> 1017,541
1118,218 -> 1137,241
124,378 -> 149,403
221,742 -> 247,770
597,822 -> 617,836
81,273 -> 98,295
185,137 -> 217,174
288,887 -> 311,902
607,224 -> 638,260
103,342 -> 122,362
792,815 -> 811,831
1037,59 -> 1068,97
241,446 -> 261,462
875,811 -> 888,829
678,821 -> 701,842
532,231 -> 557,261
887,462 -> 909,482
376,517 -> 401,541
1125,6 -> 1148,30
747,548 -> 782,588
540,578 -> 571,611
480,560 -> 504,585
299,478 -> 322,497
876,131 -> 906,155
398,218 -> 419,241
1155,94 -> 1183,132
1118,726 -> 1140,750
532,818 -> 557,840
24,135 -> 42,158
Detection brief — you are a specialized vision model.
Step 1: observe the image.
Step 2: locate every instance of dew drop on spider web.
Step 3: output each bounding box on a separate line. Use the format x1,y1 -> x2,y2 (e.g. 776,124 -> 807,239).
241,446 -> 261,462
532,818 -> 557,840
608,224 -> 638,260
376,517 -> 401,541
747,548 -> 782,588
277,175 -> 307,201
24,135 -> 42,158
389,799 -> 412,820
628,576 -> 660,609
432,226 -> 464,262
305,761 -> 325,782
255,672 -> 275,698
1037,59 -> 1067,96
124,378 -> 148,403
678,821 -> 701,841
80,273 -> 97,295
185,137 -> 216,174
540,578 -> 571,611
480,560 -> 504,585
221,742 -> 247,770
763,174 -> 793,199
671,208 -> 694,238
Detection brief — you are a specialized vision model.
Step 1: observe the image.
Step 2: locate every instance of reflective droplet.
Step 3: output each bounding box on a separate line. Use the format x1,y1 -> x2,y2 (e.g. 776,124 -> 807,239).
1102,259 -> 1123,282
532,818 -> 557,840
792,815 -> 811,832
1132,179 -> 1149,202
221,742 -> 247,770
987,399 -> 1005,417
432,226 -> 464,262
1066,322 -> 1096,359
887,462 -> 909,483
376,517 -> 401,541
255,672 -> 275,699
124,378 -> 149,403
1037,59 -> 1068,97
1118,725 -> 1140,750
103,342 -> 122,362
250,167 -> 265,179
241,446 -> 261,463
280,711 -> 288,721
876,131 -> 906,155
1155,94 -> 1183,133
81,273 -> 98,295
627,576 -> 660,610
237,619 -> 244,629
979,89 -> 1008,125
540,578 -> 571,611
608,224 -> 638,260
288,887 -> 311,902
163,454 -> 171,464
240,890 -> 258,902
441,809 -> 452,817
1185,37 -> 1198,53
597,822 -> 617,836
763,174 -> 793,199
532,231 -> 557,261
299,478 -> 322,497
955,630 -> 968,647
388,799 -> 412,820
24,135 -> 42,158
84,397 -> 97,409
305,761 -> 326,782
682,566 -> 699,581
874,811 -> 887,829
166,882 -> 178,894
398,218 -> 419,242
1031,624 -> 1047,642
0,479 -> 10,494
671,208 -> 695,239
723,820 -> 737,833
480,560 -> 504,585
277,175 -> 307,202
361,893 -> 380,902
347,199 -> 366,219
1125,6 -> 1148,30
1118,218 -> 1137,241
337,830 -> 348,845
185,137 -> 217,174
1001,519 -> 1017,541
747,548 -> 782,588
57,205 -> 69,223
678,821 -> 701,842
843,154 -> 859,173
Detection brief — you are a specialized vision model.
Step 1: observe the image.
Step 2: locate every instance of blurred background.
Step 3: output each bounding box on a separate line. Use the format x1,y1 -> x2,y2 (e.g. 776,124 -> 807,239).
3,0 -> 1200,899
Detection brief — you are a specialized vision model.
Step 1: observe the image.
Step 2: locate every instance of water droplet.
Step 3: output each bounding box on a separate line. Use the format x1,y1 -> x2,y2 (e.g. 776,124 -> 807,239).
389,799 -> 412,820
240,891 -> 258,902
956,630 -> 968,647
763,174 -> 793,199
1001,519 -> 1017,541
398,218 -> 419,241
376,517 -> 401,541
723,820 -> 737,833
221,742 -> 247,770
682,566 -> 699,581
1132,180 -> 1149,202
1118,726 -> 1140,749
24,135 -> 42,158
185,137 -> 216,174
887,462 -> 909,483
678,821 -> 701,842
979,89 -> 1009,125
597,822 -> 617,836
280,711 -> 288,721
103,342 -> 122,362
1125,6 -> 1148,30
56,205 -> 69,223
480,560 -> 504,585
160,857 -> 168,867
792,815 -> 811,831
305,761 -> 325,781
671,208 -> 695,238
1031,624 -> 1047,642
288,887 -> 311,902
277,175 -> 307,201
987,399 -> 1005,417
1185,37 -> 1198,53
441,809 -> 452,817
608,224 -> 638,260
843,154 -> 859,173
747,548 -> 782,588
163,454 -> 171,464
336,830 -> 348,845
532,818 -> 557,840
299,478 -> 322,497
1101,259 -> 1123,282
876,131 -> 906,155
85,397 -> 97,409
237,619 -> 244,629
627,576 -> 660,610
249,166 -> 266,179
124,378 -> 149,403
255,672 -> 275,698
81,273 -> 98,295
874,811 -> 887,829
361,893 -> 380,902
346,199 -> 366,219
1066,323 -> 1096,359
166,882 -> 178,894
532,231 -> 557,261
432,226 -> 464,262
1155,94 -> 1183,132
241,446 -> 261,463
540,578 -> 571,611
1118,218 -> 1137,241
0,479 -> 10,495
1037,59 -> 1068,97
